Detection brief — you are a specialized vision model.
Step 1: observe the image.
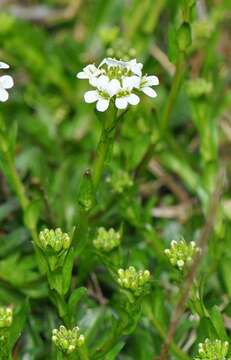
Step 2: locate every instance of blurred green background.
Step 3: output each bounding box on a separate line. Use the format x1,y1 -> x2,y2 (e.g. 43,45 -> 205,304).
0,0 -> 231,359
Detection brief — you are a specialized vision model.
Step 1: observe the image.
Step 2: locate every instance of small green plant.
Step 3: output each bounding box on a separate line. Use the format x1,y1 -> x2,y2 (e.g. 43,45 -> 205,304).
117,266 -> 151,297
164,239 -> 200,270
93,227 -> 121,252
52,325 -> 85,354
0,1 -> 230,359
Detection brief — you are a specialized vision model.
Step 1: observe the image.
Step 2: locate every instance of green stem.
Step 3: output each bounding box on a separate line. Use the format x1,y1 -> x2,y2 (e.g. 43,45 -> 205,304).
161,53 -> 185,133
78,345 -> 90,360
4,151 -> 29,210
92,107 -> 117,189
3,150 -> 39,243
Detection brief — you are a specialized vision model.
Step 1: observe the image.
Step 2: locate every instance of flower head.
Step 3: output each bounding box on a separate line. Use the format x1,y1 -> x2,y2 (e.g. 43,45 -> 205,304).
93,227 -> 121,252
38,228 -> 71,253
77,57 -> 159,111
164,239 -> 200,270
0,62 -> 14,102
52,325 -> 85,354
117,266 -> 151,297
106,169 -> 133,194
0,307 -> 13,328
194,339 -> 229,360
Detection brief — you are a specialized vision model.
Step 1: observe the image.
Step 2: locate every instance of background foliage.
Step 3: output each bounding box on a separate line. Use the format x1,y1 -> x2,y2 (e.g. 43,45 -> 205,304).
0,0 -> 231,359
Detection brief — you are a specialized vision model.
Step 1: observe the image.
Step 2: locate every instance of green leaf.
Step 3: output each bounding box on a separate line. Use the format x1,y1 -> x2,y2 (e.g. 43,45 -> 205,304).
210,306 -> 228,341
62,248 -> 75,295
9,300 -> 29,349
78,169 -> 96,212
68,287 -> 87,313
24,199 -> 41,230
104,341 -> 125,359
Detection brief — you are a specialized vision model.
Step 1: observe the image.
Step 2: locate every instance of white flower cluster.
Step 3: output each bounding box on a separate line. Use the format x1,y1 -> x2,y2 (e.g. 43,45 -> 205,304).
77,58 -> 159,112
0,62 -> 14,102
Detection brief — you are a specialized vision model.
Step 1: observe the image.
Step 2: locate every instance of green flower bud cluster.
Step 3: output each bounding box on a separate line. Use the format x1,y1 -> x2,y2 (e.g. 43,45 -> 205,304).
187,78 -> 213,99
192,20 -> 214,41
107,170 -> 133,194
194,339 -> 230,360
0,307 -> 13,328
164,239 -> 200,270
38,228 -> 71,253
93,227 -> 121,252
37,228 -> 73,287
52,325 -> 85,354
117,266 -> 151,296
99,26 -> 119,45
107,39 -> 136,61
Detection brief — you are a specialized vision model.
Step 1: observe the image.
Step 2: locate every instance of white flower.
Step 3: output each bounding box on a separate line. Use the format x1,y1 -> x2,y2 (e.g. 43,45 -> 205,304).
0,61 -> 14,102
140,75 -> 159,98
84,75 -> 120,112
77,64 -> 102,80
114,76 -> 140,110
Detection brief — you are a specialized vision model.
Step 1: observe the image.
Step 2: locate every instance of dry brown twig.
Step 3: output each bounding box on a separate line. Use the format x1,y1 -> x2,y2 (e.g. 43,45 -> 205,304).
149,159 -> 190,203
150,44 -> 176,77
2,0 -> 82,24
158,166 -> 226,360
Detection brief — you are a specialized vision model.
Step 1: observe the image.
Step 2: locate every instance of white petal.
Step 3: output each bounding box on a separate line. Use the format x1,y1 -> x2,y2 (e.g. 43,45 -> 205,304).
146,75 -> 159,86
84,90 -> 98,103
107,79 -> 121,96
77,71 -> 88,79
96,75 -> 109,91
127,93 -> 140,105
84,64 -> 101,77
130,75 -> 141,88
96,99 -> 110,112
123,76 -> 140,90
115,97 -> 128,109
0,88 -> 9,102
129,59 -> 143,76
142,86 -> 157,98
0,62 -> 9,69
89,76 -> 99,87
0,75 -> 14,89
99,58 -> 107,68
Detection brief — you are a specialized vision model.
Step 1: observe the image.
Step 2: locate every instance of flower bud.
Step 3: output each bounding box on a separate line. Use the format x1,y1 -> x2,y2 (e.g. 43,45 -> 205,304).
93,227 -> 121,252
106,170 -> 133,194
0,307 -> 13,328
165,239 -> 200,270
194,338 -> 229,359
177,22 -> 192,52
52,325 -> 85,354
117,266 -> 151,297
